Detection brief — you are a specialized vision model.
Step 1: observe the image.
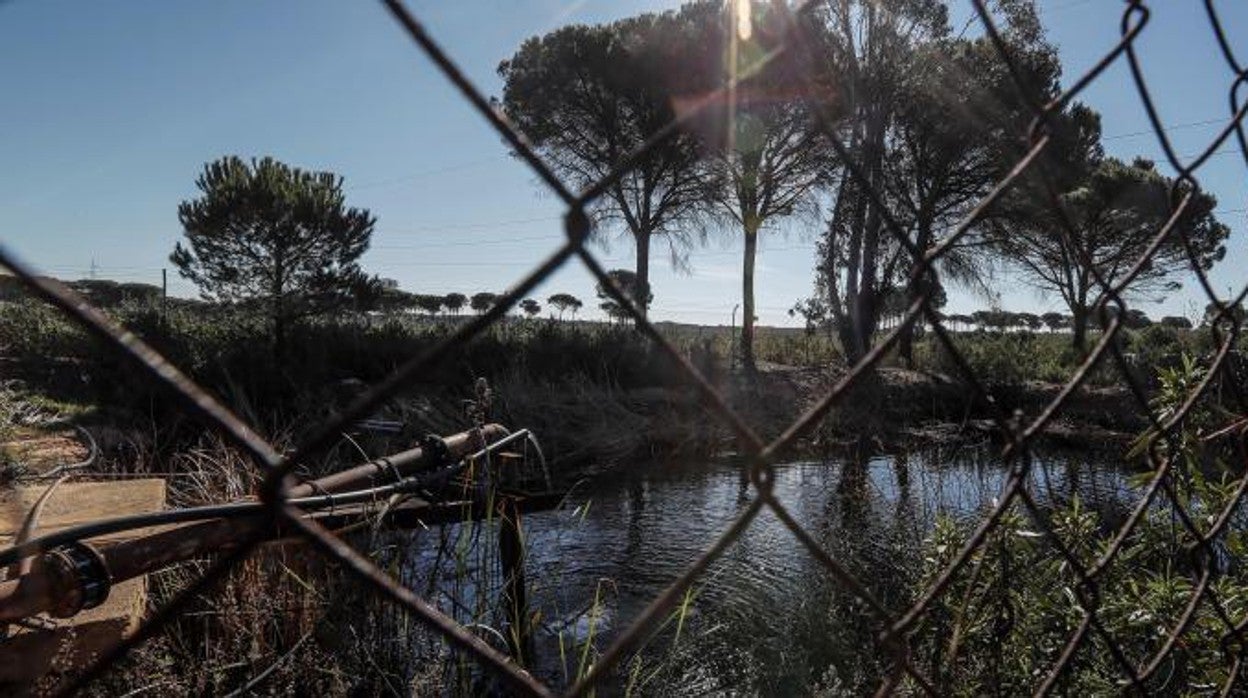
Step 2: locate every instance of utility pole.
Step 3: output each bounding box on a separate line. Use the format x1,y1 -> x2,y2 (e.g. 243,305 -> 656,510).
161,268 -> 168,325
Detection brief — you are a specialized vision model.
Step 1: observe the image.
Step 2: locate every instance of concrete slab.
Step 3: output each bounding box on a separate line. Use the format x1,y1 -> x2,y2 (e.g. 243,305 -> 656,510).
0,478 -> 166,694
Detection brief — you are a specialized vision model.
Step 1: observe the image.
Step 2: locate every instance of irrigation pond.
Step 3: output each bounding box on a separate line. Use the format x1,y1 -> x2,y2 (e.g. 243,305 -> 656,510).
411,444 -> 1136,695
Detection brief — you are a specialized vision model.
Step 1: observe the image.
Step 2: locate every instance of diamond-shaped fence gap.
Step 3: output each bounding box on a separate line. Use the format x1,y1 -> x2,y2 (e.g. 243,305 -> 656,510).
759,493 -> 940,693
1046,625 -> 1157,695
1177,87 -> 1248,174
1080,449 -> 1240,687
789,69 -> 1032,458
964,0 -> 1176,453
1011,482 -> 1146,681
563,497 -> 766,697
765,297 -> 929,458
611,496 -> 885,693
1015,474 -> 1179,692
1126,4 -> 1248,179
0,249 -> 283,473
1131,567 -> 1216,686
1035,611 -> 1099,695
63,528 -> 272,696
999,155 -> 1167,445
966,0 -> 1141,123
347,527 -> 474,685
1202,0 -> 1246,75
1147,313 -> 1244,437
1201,286 -> 1248,415
788,111 -> 1026,462
586,481 -> 927,695
1193,435 -> 1248,543
267,242 -> 577,492
93,519 -> 351,688
264,424 -> 554,690
1120,4 -> 1197,179
379,0 -> 575,206
571,247 -> 766,455
887,470 -> 1028,629
287,510 -> 554,696
1228,79 -> 1248,174
899,490 -> 1104,694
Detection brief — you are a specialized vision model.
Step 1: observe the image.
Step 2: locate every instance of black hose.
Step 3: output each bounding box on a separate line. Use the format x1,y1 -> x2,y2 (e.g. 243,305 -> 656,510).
0,427 -> 536,569
0,469 -> 463,570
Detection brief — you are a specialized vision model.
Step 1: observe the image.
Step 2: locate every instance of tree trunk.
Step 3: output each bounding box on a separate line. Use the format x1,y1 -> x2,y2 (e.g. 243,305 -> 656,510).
841,188 -> 869,364
273,311 -> 286,360
271,254 -> 286,361
899,216 -> 934,367
1071,304 -> 1088,354
842,108 -> 886,365
849,179 -> 884,363
741,223 -> 760,377
898,301 -> 916,367
634,231 -> 650,328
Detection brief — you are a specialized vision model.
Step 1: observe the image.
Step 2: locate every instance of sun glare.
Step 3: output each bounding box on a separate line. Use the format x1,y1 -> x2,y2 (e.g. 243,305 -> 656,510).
734,0 -> 753,40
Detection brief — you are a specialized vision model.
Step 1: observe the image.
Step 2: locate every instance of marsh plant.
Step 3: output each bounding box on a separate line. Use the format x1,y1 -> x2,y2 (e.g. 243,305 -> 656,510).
909,356 -> 1248,695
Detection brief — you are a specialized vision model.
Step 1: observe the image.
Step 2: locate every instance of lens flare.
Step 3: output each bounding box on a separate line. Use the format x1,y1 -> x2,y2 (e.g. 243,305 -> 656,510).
734,0 -> 753,41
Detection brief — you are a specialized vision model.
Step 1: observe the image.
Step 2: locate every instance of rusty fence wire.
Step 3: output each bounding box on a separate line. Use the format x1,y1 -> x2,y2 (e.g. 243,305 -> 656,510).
5,0 -> 1248,694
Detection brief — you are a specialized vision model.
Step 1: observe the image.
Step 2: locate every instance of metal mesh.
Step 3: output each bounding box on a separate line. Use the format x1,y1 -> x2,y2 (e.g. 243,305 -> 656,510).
5,0 -> 1248,694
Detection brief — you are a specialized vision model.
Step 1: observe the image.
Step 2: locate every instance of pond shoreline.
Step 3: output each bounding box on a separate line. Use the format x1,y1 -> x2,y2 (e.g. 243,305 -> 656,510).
524,366 -> 1144,483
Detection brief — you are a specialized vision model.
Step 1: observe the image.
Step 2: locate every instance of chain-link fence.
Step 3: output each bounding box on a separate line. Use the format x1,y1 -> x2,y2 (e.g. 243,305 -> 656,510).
4,0 -> 1248,694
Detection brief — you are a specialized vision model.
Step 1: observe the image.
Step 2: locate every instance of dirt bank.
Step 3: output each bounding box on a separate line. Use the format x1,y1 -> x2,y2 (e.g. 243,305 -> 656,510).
486,363 -> 1149,483
754,364 -> 1145,451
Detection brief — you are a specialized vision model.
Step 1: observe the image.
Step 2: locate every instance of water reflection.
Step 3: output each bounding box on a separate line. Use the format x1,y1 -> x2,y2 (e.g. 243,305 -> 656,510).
516,445 -> 1135,693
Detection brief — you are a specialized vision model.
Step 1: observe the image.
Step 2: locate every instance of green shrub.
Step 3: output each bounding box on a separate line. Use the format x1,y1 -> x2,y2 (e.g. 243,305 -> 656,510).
0,299 -> 90,362
910,354 -> 1246,694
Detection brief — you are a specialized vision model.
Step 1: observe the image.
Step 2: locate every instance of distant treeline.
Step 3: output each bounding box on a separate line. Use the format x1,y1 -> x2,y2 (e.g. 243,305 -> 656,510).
8,272 -> 1241,337
0,275 -> 181,309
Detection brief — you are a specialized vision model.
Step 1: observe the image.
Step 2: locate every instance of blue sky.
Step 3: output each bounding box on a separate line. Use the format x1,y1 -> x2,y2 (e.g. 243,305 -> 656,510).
1,0 -> 1245,326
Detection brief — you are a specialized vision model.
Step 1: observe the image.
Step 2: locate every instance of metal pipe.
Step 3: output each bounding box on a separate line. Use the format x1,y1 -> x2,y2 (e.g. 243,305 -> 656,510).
287,423 -> 506,498
0,423 -> 510,623
0,476 -> 453,572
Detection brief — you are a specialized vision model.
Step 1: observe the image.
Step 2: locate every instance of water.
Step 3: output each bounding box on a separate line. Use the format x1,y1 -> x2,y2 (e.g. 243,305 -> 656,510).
510,444 -> 1135,695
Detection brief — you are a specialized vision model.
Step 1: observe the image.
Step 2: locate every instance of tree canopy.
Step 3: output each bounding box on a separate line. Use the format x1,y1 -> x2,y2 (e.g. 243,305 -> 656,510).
413,294 -> 444,315
803,0 -> 1053,364
500,9 -> 712,323
547,293 -> 583,320
996,156 -> 1228,350
679,0 -> 828,373
596,269 -> 652,322
443,293 -> 467,315
171,156 -> 376,350
1160,315 -> 1193,330
470,292 -> 499,314
520,298 -> 542,318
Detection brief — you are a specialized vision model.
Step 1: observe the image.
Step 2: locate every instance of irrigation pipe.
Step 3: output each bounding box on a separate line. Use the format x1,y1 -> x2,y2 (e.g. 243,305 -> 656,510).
0,469 -> 462,570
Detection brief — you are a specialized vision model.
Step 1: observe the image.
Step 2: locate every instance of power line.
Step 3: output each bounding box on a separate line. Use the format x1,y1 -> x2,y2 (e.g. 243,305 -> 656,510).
1047,0 -> 1095,13
374,215 -> 561,236
344,156 -> 509,191
1103,117 -> 1227,142
372,232 -> 562,250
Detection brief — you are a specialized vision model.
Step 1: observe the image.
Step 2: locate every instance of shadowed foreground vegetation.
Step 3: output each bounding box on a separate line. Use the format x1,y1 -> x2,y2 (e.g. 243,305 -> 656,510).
2,293 -> 1244,695
1,292 -> 1235,473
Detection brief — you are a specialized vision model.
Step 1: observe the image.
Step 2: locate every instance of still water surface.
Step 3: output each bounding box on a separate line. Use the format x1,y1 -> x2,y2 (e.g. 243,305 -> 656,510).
506,445 -> 1133,695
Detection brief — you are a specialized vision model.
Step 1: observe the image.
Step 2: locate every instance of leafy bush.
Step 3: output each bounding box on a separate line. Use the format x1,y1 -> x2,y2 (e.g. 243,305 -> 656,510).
910,354 -> 1247,694
0,299 -> 90,361
0,298 -> 697,421
913,330 -> 1090,386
